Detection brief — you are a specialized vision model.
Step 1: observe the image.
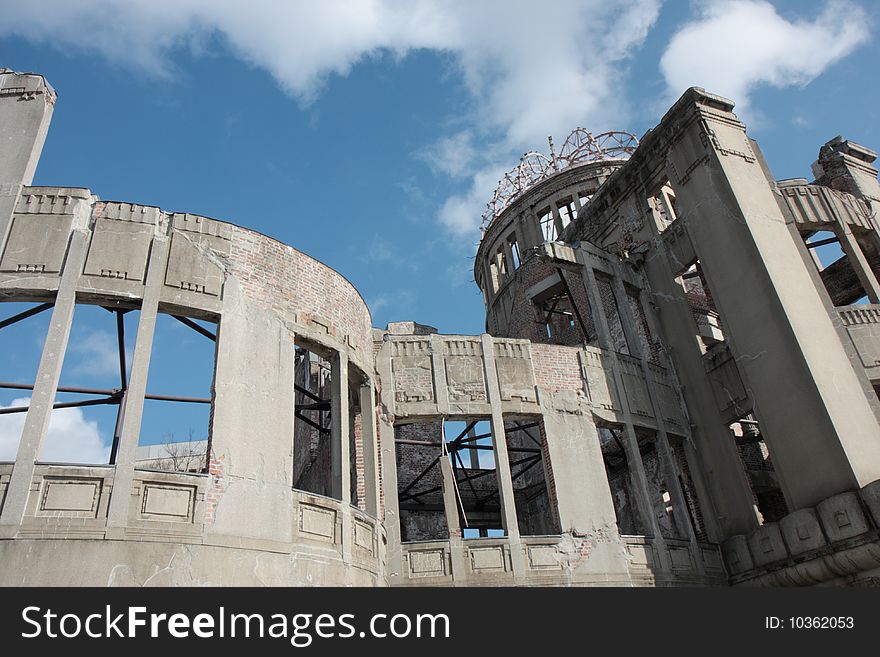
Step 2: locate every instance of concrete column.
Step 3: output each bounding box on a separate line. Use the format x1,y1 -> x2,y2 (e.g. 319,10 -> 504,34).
611,276 -> 698,545
359,382 -> 381,517
330,351 -> 352,564
540,393 -> 620,536
837,223 -> 880,303
0,71 -> 55,246
480,333 -> 525,578
579,265 -> 668,560
330,351 -> 351,503
633,278 -> 721,542
514,213 -> 531,252
668,98 -> 880,508
204,278 -> 295,546
106,237 -> 170,531
525,207 -> 545,247
638,199 -> 758,540
0,228 -> 87,530
550,205 -> 565,240
504,238 -> 517,274
374,341 -> 403,582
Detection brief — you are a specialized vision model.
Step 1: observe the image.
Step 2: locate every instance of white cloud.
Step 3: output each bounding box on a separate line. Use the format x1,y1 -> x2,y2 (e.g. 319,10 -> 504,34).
420,131 -> 477,179
68,329 -> 130,378
660,0 -> 870,111
363,235 -> 393,264
1,0 -> 662,241
438,163 -> 508,237
0,397 -> 110,463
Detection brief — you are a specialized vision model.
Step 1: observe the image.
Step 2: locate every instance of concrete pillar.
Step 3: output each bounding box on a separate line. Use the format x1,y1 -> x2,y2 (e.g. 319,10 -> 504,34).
359,382 -> 381,517
480,333 -> 525,578
814,137 -> 880,204
330,351 -> 352,563
550,205 -> 565,240
633,278 -> 722,542
837,223 -> 880,303
638,198 -> 758,540
540,398 -> 620,536
0,71 -> 55,246
106,237 -> 169,531
668,97 -> 880,508
502,239 -> 515,281
580,265 -> 665,553
611,276 -> 698,545
330,351 -> 351,503
0,225 -> 87,530
375,341 -> 403,582
525,207 -> 545,247
206,278 -> 295,546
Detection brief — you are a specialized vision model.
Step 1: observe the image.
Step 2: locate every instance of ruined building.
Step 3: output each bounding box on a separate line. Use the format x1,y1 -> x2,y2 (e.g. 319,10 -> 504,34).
2,68 -> 880,586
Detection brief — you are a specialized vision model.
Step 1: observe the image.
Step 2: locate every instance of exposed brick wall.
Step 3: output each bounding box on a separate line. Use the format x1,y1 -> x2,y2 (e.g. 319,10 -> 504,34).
293,355 -> 332,497
625,287 -> 661,364
671,441 -> 708,541
493,257 -> 593,346
204,452 -> 227,526
377,406 -> 385,522
596,275 -> 629,354
228,226 -> 372,365
530,343 -> 583,392
352,408 -> 365,510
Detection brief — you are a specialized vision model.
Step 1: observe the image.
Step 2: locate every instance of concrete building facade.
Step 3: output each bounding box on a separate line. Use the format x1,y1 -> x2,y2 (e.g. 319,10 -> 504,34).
1,69 -> 879,586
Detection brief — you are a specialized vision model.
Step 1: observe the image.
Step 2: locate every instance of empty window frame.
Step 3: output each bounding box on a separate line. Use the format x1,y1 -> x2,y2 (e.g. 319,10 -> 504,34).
556,197 -> 577,230
530,274 -> 594,346
537,206 -> 558,242
636,431 -> 686,540
803,229 -> 870,306
444,419 -> 505,538
681,263 -> 724,349
394,419 -> 449,542
653,186 -> 679,231
504,419 -> 559,536
0,300 -> 55,461
42,302 -> 139,465
293,343 -> 333,497
495,248 -> 509,282
136,312 -> 217,473
597,426 -> 643,535
509,236 -> 521,270
731,414 -> 788,524
670,439 -> 707,542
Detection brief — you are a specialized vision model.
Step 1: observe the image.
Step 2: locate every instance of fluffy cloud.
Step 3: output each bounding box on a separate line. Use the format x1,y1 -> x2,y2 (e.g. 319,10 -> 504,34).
0,397 -> 110,463
6,2 -> 868,248
68,329 -> 129,378
1,0 -> 661,240
660,0 -> 870,110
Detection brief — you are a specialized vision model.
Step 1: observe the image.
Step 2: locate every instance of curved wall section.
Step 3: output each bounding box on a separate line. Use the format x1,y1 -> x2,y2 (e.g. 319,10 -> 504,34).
0,187 -> 384,586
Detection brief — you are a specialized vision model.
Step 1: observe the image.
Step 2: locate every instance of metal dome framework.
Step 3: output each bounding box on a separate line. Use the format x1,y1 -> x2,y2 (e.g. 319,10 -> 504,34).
481,129 -> 639,233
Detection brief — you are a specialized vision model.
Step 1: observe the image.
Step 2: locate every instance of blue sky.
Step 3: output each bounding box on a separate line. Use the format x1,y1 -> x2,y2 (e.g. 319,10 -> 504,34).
0,0 -> 877,460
